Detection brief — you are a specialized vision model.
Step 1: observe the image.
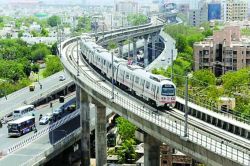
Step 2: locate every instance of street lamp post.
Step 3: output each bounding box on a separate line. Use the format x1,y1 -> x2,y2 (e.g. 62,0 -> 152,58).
171,49 -> 174,81
111,51 -> 114,100
184,73 -> 189,138
77,38 -> 80,76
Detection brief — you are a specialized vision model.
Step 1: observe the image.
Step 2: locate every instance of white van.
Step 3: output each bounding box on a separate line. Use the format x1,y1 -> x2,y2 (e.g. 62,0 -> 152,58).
13,105 -> 35,120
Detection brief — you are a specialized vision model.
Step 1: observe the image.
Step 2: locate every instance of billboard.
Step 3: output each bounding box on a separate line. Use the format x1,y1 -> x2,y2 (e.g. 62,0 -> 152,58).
208,3 -> 221,21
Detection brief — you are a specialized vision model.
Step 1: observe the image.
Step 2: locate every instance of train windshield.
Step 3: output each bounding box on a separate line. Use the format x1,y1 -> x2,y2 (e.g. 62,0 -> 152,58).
161,84 -> 175,96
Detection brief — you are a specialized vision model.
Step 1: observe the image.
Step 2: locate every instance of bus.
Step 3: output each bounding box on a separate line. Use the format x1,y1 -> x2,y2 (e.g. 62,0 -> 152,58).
13,105 -> 35,120
7,116 -> 35,137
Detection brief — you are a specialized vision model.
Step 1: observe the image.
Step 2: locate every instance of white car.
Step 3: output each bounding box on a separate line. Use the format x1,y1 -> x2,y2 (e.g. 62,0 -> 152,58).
59,75 -> 66,81
46,113 -> 53,120
39,116 -> 49,125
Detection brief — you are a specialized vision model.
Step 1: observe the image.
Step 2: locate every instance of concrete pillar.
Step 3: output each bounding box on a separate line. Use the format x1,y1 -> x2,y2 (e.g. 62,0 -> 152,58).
64,86 -> 68,96
151,34 -> 156,60
118,42 -> 123,58
133,38 -> 137,62
144,35 -> 149,66
95,102 -> 107,166
144,133 -> 161,166
76,85 -> 80,109
80,89 -> 90,166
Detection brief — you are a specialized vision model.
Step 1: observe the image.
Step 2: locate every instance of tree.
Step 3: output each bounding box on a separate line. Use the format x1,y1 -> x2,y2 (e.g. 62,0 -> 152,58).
76,16 -> 91,32
31,47 -> 51,61
51,42 -> 58,55
107,40 -> 118,51
221,68 -> 250,94
176,35 -> 188,53
116,117 -> 137,142
48,15 -> 61,27
127,14 -> 148,26
190,69 -> 216,87
42,55 -> 63,77
117,139 -> 136,164
41,28 -> 49,37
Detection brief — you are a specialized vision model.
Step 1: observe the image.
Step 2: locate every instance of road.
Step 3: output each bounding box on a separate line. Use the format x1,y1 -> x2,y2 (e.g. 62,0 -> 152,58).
0,71 -> 71,118
0,92 -> 75,153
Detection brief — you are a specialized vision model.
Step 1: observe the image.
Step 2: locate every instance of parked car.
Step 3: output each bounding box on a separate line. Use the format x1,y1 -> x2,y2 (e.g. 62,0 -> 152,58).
39,116 -> 49,125
67,104 -> 76,112
53,108 -> 63,116
46,113 -> 53,120
59,75 -> 66,81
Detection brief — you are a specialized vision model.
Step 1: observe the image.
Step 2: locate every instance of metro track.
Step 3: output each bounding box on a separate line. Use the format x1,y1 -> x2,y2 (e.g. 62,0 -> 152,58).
64,42 -> 250,152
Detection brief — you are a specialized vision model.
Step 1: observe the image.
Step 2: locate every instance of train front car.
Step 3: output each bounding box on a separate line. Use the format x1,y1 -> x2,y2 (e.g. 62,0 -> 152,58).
159,80 -> 176,107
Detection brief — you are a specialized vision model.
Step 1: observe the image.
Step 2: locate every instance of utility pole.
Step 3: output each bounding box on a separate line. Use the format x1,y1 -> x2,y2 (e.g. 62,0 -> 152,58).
128,36 -> 130,58
111,51 -> 114,99
111,14 -> 113,37
77,38 -> 79,76
184,73 -> 189,138
171,49 -> 174,81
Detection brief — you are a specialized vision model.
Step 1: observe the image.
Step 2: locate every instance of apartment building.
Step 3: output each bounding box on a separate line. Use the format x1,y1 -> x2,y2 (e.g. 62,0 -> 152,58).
193,26 -> 250,76
226,0 -> 248,21
115,0 -> 138,15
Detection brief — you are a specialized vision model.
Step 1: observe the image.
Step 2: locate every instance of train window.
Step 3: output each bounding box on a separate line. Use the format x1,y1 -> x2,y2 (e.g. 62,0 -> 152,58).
241,129 -> 246,137
212,118 -> 216,125
197,111 -> 201,119
126,73 -> 129,79
207,115 -> 211,123
192,109 -> 196,116
235,126 -> 240,135
228,124 -> 233,132
135,77 -> 139,84
217,119 -> 222,127
146,81 -> 150,89
201,113 -> 206,121
140,80 -> 145,86
222,122 -> 228,130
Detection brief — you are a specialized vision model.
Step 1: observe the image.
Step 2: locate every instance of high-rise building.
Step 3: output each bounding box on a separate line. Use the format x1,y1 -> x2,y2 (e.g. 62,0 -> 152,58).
188,1 -> 208,26
115,0 -> 138,14
193,26 -> 250,76
226,0 -> 248,21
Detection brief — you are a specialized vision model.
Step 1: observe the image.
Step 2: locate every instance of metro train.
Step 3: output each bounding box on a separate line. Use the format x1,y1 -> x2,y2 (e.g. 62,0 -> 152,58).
80,35 -> 176,107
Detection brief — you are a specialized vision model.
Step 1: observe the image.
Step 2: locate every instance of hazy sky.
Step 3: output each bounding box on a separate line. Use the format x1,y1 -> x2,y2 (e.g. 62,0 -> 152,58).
0,0 -> 154,5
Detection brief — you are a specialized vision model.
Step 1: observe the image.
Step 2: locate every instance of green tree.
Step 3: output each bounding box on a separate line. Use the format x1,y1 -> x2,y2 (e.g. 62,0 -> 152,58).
47,15 -> 61,27
190,69 -> 216,87
221,68 -> 250,95
31,46 -> 51,61
41,28 -> 49,37
176,35 -> 188,53
76,16 -> 91,32
42,56 -> 63,77
51,42 -> 58,55
107,40 -> 118,51
116,117 -> 137,142
31,30 -> 38,37
117,139 -> 136,164
127,14 -> 148,26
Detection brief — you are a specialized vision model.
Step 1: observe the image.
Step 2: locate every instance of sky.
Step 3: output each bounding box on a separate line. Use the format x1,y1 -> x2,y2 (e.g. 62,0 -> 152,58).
0,0 -> 155,5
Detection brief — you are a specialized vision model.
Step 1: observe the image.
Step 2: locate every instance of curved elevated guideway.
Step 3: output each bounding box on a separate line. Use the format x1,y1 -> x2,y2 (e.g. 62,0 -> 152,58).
60,25 -> 250,166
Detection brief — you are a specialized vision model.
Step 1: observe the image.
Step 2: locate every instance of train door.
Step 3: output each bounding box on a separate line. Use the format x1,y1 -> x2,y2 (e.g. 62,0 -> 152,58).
130,74 -> 134,90
156,86 -> 159,100
152,84 -> 156,99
